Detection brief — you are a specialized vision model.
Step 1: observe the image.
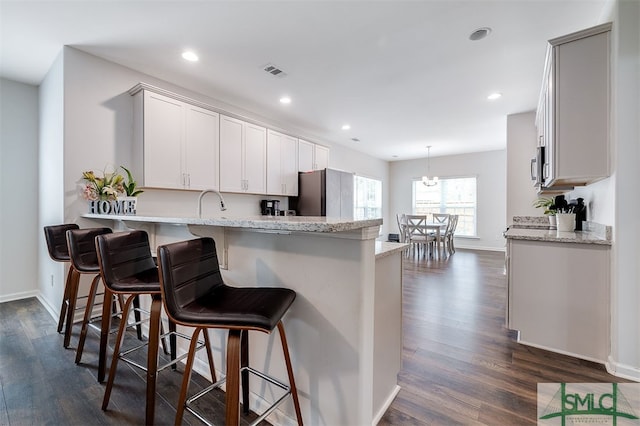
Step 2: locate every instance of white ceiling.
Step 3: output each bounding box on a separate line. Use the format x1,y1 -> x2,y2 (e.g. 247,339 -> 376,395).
0,0 -> 609,161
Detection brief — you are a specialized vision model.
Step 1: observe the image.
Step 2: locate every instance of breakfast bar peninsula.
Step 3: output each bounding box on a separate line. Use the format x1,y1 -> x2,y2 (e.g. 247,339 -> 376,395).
81,213 -> 406,426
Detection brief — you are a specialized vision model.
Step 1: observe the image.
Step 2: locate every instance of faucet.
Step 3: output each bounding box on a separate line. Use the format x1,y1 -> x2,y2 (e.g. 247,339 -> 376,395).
197,189 -> 227,217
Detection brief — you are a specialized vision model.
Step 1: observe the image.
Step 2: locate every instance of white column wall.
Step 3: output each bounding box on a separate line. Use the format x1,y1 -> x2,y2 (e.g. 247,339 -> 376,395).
608,0 -> 640,380
37,52 -> 66,315
0,78 -> 39,301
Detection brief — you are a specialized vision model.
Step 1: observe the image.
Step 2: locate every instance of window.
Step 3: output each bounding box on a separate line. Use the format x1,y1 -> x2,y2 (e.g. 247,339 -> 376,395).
412,176 -> 477,236
354,175 -> 382,220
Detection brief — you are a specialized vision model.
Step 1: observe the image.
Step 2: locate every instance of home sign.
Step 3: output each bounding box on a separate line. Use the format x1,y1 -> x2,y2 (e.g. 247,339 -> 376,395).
88,198 -> 137,215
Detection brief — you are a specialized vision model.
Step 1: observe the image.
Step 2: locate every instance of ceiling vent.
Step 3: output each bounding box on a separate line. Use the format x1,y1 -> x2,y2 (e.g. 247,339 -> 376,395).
263,63 -> 287,78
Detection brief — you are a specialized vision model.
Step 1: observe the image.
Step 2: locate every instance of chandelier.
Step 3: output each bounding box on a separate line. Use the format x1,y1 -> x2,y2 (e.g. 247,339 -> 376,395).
421,145 -> 439,187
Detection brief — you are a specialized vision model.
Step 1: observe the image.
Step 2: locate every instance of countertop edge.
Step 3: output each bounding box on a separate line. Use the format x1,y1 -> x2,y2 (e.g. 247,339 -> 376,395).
505,228 -> 612,246
375,242 -> 409,259
81,213 -> 382,233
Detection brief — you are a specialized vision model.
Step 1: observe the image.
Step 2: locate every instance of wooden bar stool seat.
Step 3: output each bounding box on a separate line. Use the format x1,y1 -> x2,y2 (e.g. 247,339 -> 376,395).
157,237 -> 303,426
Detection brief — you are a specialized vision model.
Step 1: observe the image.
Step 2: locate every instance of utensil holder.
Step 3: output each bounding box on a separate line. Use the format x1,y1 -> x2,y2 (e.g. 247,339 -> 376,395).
556,213 -> 576,232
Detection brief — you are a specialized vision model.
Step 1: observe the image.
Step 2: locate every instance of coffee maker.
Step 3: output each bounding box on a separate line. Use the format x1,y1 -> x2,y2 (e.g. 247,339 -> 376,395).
260,199 -> 280,216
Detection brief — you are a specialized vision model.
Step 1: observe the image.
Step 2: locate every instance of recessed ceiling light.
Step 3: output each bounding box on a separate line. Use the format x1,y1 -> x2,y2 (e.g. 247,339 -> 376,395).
469,27 -> 492,41
182,51 -> 199,62
487,92 -> 502,100
280,96 -> 292,104
341,124 -> 351,130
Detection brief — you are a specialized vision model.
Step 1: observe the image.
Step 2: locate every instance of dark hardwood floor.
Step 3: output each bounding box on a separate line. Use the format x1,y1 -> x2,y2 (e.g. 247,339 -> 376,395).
380,249 -> 629,425
0,249 -> 629,425
0,297 -> 265,425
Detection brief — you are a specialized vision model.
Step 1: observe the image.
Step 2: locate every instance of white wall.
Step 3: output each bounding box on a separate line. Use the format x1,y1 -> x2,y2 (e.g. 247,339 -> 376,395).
606,0 -> 640,380
389,150 -> 507,251
0,78 -> 39,301
506,111 -> 541,220
37,52 -> 66,315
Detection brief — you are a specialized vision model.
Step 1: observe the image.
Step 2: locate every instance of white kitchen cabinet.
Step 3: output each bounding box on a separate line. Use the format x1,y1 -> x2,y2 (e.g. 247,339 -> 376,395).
132,89 -> 219,191
266,130 -> 298,196
536,23 -> 611,188
507,238 -> 610,362
298,139 -> 329,172
219,114 -> 266,194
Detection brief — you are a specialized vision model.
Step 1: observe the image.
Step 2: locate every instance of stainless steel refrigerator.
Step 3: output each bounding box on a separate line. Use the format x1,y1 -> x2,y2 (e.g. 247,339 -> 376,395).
292,168 -> 354,218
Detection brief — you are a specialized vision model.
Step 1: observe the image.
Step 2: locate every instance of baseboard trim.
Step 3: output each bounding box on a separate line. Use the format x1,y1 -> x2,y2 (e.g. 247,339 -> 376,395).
516,339 -> 607,365
606,355 -> 640,382
372,385 -> 401,425
0,290 -> 39,304
36,294 -> 59,322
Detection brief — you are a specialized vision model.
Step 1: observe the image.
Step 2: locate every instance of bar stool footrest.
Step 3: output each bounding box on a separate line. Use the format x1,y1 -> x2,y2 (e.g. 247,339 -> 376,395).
117,331 -> 207,374
185,366 -> 292,426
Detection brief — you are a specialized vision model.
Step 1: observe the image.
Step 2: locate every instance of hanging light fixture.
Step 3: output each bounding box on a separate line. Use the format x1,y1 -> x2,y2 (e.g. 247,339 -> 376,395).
422,145 -> 439,187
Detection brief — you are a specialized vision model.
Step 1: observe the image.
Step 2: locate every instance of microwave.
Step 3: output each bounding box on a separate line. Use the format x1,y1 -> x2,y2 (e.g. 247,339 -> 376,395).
531,146 -> 545,187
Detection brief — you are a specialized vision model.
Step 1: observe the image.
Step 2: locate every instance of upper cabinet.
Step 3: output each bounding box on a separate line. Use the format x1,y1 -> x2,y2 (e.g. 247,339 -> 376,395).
130,83 -> 332,197
131,87 -> 219,191
219,114 -> 267,194
298,139 -> 329,172
267,130 -> 298,196
536,23 -> 611,188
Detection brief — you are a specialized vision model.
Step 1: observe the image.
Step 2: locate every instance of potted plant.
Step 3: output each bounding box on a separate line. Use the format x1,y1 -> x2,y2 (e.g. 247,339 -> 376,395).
80,165 -> 142,215
120,165 -> 144,197
81,168 -> 124,201
118,165 -> 143,215
533,197 -> 557,227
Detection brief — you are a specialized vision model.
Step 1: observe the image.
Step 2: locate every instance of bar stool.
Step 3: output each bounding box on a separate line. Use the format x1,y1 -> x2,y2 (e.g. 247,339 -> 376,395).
156,237 -> 303,426
96,230 -> 214,424
43,223 -> 79,347
66,227 -> 145,366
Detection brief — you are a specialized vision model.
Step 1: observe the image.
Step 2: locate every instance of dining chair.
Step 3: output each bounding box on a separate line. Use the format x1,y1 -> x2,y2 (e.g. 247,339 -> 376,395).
396,213 -> 408,243
432,213 -> 450,224
445,214 -> 459,254
405,215 -> 435,258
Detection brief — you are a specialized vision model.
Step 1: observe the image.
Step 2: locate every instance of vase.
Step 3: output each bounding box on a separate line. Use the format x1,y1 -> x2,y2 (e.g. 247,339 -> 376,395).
548,215 -> 557,228
556,213 -> 576,232
119,196 -> 138,215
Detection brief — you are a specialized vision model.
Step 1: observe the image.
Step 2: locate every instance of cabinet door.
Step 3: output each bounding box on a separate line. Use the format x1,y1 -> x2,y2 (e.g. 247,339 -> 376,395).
219,115 -> 244,192
266,130 -> 283,195
143,92 -> 184,189
544,64 -> 555,184
281,134 -> 299,195
298,139 -> 314,172
554,31 -> 609,183
509,239 -> 609,361
315,145 -> 330,170
244,123 -> 267,194
184,105 -> 219,191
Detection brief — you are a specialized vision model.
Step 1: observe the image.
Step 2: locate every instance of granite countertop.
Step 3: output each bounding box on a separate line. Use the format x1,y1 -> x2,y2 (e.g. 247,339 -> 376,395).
506,216 -> 611,246
82,213 -> 382,233
375,241 -> 409,259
